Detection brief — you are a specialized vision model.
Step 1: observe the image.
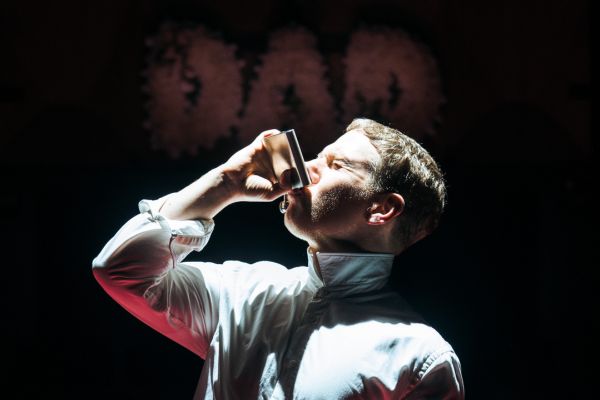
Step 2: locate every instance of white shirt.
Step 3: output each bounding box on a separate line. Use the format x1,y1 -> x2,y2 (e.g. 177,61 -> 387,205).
92,197 -> 465,399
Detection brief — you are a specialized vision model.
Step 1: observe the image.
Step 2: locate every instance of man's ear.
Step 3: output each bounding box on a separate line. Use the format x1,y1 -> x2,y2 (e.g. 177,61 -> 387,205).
366,193 -> 405,225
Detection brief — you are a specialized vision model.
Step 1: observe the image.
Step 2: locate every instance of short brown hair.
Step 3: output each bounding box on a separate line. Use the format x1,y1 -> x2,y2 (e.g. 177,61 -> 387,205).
346,118 -> 447,249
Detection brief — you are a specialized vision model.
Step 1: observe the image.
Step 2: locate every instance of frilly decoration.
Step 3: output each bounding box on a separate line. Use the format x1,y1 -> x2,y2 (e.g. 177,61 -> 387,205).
143,23 -> 243,158
238,27 -> 339,156
342,28 -> 444,139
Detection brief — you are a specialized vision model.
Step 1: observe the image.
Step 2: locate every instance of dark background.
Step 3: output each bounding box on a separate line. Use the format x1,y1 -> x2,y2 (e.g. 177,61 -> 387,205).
0,1 -> 593,399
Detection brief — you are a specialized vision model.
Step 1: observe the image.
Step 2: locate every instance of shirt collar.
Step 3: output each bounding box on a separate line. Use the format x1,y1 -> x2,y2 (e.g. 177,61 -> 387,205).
306,248 -> 395,295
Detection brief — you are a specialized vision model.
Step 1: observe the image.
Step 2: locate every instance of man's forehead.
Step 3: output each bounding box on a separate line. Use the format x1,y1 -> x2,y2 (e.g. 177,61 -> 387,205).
325,130 -> 379,160
335,129 -> 366,144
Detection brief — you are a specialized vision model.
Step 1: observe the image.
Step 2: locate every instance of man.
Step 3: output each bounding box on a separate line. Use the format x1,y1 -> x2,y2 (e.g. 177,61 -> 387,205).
93,118 -> 465,399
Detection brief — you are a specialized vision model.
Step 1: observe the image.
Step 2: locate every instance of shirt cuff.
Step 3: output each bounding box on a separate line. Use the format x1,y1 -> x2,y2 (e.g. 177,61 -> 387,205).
138,195 -> 215,253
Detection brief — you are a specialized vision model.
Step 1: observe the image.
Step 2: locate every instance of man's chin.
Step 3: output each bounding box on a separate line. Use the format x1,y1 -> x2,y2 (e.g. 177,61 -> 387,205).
283,210 -> 311,242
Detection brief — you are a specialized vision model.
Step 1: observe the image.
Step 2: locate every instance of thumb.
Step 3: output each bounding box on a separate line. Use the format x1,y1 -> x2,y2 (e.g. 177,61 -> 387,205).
278,168 -> 298,191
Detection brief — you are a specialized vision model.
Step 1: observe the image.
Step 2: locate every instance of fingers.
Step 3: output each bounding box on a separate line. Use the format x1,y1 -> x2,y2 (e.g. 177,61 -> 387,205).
227,129 -> 289,202
248,128 -> 281,172
245,174 -> 274,192
255,129 -> 281,144
244,174 -> 287,201
278,168 -> 297,190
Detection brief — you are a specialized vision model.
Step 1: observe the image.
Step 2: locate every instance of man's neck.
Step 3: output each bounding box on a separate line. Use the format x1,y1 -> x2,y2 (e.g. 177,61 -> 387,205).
308,238 -> 367,254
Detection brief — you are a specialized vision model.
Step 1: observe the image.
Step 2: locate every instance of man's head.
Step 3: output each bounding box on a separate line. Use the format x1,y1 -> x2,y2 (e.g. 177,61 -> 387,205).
283,118 -> 446,255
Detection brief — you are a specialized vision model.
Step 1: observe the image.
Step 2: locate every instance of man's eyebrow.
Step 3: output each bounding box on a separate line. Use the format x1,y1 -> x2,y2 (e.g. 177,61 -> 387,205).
318,148 -> 347,162
318,145 -> 376,169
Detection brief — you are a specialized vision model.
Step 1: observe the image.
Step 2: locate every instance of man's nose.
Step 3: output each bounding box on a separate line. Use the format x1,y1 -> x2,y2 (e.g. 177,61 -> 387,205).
305,159 -> 321,185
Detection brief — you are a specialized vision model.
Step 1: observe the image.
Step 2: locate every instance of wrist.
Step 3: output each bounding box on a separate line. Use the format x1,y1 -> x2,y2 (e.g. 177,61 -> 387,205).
217,163 -> 245,204
159,166 -> 239,221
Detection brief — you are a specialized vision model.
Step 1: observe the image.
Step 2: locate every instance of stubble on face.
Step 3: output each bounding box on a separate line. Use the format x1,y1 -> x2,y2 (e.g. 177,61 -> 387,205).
309,183 -> 374,224
283,181 -> 376,252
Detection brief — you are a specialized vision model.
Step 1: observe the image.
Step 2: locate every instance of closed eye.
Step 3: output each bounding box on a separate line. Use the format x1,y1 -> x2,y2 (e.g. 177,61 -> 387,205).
331,160 -> 348,169
317,151 -> 352,170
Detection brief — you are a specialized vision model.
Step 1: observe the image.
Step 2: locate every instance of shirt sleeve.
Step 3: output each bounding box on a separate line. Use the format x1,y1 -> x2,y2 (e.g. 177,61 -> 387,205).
92,195 -> 221,359
404,350 -> 465,400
